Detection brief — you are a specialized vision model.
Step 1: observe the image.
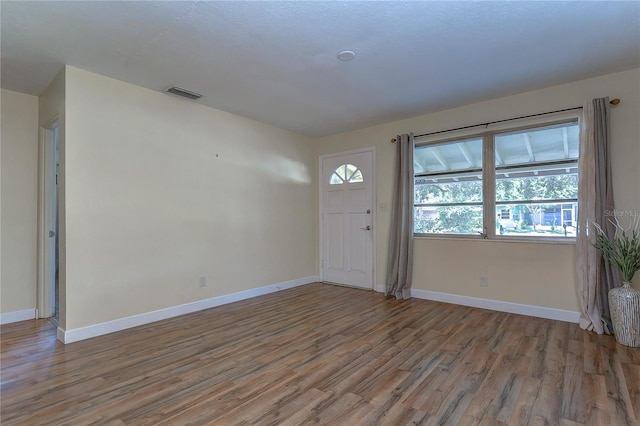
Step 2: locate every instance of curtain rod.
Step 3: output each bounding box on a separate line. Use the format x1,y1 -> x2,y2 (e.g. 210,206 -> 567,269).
390,98 -> 620,143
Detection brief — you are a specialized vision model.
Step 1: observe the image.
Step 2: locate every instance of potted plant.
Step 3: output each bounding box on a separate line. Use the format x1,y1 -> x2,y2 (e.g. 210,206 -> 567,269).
592,216 -> 640,347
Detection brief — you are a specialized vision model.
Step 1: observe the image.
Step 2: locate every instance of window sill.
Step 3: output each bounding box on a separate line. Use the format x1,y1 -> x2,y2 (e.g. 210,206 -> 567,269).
413,234 -> 576,245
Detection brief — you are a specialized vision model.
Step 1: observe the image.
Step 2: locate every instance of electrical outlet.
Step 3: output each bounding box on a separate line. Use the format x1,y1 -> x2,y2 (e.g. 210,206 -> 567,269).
480,276 -> 488,287
199,276 -> 207,288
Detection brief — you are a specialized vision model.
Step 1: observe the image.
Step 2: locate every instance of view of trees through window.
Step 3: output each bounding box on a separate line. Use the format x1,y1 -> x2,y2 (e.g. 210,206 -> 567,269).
496,174 -> 578,237
414,179 -> 483,235
414,121 -> 579,238
415,174 -> 578,236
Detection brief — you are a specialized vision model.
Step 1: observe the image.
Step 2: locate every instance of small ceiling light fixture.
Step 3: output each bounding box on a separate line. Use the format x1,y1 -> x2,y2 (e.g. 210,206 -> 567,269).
166,86 -> 202,100
337,50 -> 356,61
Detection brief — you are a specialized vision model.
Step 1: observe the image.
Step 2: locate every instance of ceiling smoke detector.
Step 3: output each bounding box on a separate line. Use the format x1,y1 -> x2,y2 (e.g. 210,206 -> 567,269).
166,86 -> 202,100
337,50 -> 356,61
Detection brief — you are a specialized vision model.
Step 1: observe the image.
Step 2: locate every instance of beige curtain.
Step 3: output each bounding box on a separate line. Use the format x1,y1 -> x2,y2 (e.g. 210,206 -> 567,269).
576,98 -> 618,334
386,133 -> 414,299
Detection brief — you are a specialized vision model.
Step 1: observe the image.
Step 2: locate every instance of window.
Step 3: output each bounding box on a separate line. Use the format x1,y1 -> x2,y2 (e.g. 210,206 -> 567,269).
330,163 -> 364,185
495,124 -> 578,238
414,120 -> 579,240
414,138 -> 483,235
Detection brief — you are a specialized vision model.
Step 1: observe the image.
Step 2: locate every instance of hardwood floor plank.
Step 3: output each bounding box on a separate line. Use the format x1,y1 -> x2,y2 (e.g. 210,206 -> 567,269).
274,389 -> 335,426
328,397 -> 375,425
561,339 -> 585,423
559,419 -> 585,426
583,373 -> 612,426
459,329 -> 525,423
370,401 -> 427,426
621,363 -> 640,421
599,338 -> 638,425
401,350 -> 458,410
424,338 -> 496,424
490,373 -> 525,423
584,331 -> 606,375
306,391 -> 366,424
2,283 -> 638,425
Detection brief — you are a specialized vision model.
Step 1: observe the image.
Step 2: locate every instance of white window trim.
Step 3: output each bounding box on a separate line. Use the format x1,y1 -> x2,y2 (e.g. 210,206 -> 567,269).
414,115 -> 580,243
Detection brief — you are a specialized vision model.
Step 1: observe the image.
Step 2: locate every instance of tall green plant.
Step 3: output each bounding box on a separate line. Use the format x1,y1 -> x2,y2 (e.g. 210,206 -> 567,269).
592,216 -> 640,283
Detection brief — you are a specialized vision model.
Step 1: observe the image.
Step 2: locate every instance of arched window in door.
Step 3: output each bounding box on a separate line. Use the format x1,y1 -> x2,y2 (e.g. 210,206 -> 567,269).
329,163 -> 364,185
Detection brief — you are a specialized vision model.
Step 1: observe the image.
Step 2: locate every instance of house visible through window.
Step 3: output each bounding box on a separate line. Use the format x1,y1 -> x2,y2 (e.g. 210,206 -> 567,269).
414,120 -> 579,240
495,124 -> 578,237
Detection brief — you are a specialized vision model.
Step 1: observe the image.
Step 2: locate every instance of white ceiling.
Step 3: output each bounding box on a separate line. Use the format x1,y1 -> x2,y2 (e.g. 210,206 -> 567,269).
2,1 -> 639,137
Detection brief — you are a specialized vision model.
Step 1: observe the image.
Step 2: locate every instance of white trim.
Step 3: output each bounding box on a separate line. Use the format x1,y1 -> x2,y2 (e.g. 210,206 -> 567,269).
1,309 -> 37,325
414,235 -> 576,245
375,283 -> 386,293
318,147 -> 376,290
415,119 -> 581,244
37,121 -> 59,319
58,276 -> 318,344
57,326 -> 66,342
411,289 -> 580,323
319,146 -> 377,159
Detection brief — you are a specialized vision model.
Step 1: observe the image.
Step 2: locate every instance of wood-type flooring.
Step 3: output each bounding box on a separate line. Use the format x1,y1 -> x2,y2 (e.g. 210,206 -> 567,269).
1,283 -> 639,425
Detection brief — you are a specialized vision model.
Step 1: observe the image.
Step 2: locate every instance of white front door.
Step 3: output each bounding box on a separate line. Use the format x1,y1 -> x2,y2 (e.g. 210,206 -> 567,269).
321,149 -> 374,289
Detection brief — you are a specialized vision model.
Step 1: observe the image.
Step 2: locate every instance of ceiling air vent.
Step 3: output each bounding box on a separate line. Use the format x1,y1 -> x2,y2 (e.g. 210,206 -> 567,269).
166,86 -> 202,100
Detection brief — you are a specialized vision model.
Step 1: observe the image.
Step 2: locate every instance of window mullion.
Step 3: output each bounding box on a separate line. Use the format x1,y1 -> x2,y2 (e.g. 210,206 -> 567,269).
483,134 -> 496,239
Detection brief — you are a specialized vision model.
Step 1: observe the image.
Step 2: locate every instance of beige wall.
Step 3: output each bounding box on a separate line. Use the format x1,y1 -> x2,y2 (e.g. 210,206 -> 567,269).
314,68 -> 640,311
3,65 -> 638,329
63,67 -> 316,329
1,89 -> 39,314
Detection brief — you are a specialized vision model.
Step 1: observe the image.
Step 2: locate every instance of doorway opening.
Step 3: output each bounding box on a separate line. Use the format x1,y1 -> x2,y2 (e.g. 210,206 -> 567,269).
38,123 -> 59,321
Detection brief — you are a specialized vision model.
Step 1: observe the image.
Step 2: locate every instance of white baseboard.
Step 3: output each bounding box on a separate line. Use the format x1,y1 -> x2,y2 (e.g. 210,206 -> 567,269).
57,326 -> 66,342
0,308 -> 37,325
60,275 -> 319,344
411,289 -> 580,323
375,283 -> 386,293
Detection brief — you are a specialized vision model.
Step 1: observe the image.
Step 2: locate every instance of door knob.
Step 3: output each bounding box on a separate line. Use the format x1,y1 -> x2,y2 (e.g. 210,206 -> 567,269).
360,226 -> 371,231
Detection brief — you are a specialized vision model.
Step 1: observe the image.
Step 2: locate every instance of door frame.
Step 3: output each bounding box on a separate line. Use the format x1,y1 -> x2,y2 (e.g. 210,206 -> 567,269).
37,119 -> 58,319
318,146 -> 376,290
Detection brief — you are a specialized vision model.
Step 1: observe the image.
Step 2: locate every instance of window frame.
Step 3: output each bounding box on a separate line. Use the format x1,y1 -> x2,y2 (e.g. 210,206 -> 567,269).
414,135 -> 485,237
329,163 -> 364,185
413,116 -> 580,243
